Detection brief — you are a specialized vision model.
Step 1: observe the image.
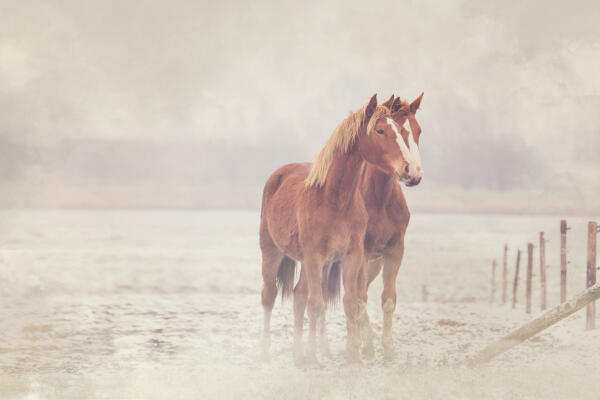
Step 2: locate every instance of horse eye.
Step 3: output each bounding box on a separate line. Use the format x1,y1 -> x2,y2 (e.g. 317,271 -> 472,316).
376,129 -> 384,134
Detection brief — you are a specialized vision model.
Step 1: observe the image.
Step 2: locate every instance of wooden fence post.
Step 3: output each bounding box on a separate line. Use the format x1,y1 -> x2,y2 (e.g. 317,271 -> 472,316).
526,243 -> 533,314
586,221 -> 598,330
490,259 -> 496,304
560,220 -> 568,303
539,232 -> 547,311
512,249 -> 521,309
502,244 -> 508,304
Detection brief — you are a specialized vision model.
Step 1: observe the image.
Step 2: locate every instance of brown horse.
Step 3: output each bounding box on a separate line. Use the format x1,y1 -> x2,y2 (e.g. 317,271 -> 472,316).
295,93 -> 425,361
260,94 -> 416,363
359,93 -> 424,360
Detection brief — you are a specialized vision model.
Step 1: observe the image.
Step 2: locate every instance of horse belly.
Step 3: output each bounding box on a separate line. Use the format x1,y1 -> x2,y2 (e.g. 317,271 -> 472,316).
316,217 -> 364,262
265,197 -> 303,261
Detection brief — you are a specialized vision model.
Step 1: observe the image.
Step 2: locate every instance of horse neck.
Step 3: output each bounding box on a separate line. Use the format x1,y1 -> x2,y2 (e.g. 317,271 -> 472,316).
361,165 -> 400,208
321,143 -> 365,209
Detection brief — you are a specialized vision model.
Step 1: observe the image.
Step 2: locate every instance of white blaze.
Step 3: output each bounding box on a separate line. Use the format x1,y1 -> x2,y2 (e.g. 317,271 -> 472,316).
387,117 -> 422,179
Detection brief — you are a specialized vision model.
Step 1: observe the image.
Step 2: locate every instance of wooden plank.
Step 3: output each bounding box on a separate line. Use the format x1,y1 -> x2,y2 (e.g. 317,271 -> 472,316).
466,282 -> 600,365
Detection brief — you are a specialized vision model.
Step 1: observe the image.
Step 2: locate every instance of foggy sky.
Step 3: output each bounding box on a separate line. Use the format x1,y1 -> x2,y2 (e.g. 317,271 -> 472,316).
1,0 -> 599,212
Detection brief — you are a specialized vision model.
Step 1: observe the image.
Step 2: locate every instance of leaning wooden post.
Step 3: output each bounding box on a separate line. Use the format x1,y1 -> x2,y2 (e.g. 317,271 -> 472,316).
586,221 -> 598,330
560,220 -> 568,303
502,244 -> 508,304
526,243 -> 533,314
539,232 -> 547,311
490,260 -> 497,304
512,249 -> 521,309
466,282 -> 600,366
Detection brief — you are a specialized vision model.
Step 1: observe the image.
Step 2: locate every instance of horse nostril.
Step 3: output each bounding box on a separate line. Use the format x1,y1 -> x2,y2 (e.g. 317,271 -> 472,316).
404,165 -> 409,174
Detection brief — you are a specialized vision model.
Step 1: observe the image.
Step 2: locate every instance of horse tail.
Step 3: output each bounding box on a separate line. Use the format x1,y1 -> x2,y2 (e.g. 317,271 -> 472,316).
276,256 -> 296,301
324,261 -> 341,307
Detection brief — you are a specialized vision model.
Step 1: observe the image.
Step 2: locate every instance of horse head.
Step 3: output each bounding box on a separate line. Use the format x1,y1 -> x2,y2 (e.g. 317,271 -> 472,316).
358,93 -> 424,187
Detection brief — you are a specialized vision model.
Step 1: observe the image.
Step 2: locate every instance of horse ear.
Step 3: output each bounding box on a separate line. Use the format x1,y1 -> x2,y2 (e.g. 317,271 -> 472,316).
365,94 -> 377,121
410,92 -> 424,114
382,94 -> 394,109
391,97 -> 402,113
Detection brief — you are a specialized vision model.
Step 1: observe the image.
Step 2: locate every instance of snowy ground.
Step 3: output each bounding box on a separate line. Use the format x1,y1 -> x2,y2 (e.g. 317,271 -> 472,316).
0,210 -> 598,399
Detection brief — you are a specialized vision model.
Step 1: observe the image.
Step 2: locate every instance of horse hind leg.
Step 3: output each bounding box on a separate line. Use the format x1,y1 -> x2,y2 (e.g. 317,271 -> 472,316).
260,243 -> 286,361
293,265 -> 308,365
318,262 -> 339,359
317,309 -> 331,359
304,258 -> 326,364
295,263 -> 331,365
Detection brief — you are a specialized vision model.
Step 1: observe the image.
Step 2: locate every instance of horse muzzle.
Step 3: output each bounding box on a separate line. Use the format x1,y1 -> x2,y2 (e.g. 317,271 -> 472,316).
405,177 -> 421,187
397,172 -> 422,187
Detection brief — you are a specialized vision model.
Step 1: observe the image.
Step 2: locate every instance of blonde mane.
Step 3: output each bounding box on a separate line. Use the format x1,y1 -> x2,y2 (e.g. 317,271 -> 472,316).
305,104 -> 390,187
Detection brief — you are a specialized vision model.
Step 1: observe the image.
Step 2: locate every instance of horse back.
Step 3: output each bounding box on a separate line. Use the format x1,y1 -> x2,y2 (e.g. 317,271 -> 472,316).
260,163 -> 311,258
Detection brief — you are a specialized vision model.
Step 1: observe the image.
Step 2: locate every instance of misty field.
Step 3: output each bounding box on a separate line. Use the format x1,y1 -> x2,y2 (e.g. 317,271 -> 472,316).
0,210 -> 598,399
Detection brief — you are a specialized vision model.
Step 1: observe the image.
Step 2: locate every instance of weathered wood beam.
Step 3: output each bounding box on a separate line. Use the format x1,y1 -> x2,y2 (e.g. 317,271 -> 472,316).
466,282 -> 600,366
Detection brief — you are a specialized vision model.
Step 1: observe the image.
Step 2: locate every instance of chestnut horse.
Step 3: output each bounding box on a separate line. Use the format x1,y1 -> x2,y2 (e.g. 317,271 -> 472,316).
260,94 -> 418,363
359,93 -> 424,360
294,93 -> 424,361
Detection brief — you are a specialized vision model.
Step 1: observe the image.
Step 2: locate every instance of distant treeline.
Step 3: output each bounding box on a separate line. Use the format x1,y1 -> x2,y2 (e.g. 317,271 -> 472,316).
0,138 -> 307,187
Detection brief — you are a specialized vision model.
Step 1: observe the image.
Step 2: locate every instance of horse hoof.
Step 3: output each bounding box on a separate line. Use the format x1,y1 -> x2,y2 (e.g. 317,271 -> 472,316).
304,353 -> 322,367
346,357 -> 362,366
295,353 -> 322,368
383,346 -> 396,363
294,349 -> 306,367
294,354 -> 306,367
361,343 -> 375,360
306,353 -> 317,363
320,344 -> 333,359
346,348 -> 361,364
261,338 -> 271,362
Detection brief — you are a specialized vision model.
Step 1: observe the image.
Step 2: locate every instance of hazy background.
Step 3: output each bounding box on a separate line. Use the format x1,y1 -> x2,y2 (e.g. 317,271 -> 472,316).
1,0 -> 599,213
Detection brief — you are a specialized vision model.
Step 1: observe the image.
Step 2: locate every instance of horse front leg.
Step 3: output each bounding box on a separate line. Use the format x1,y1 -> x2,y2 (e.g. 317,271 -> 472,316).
381,244 -> 404,361
318,263 -> 333,359
358,258 -> 382,359
342,251 -> 364,363
304,257 -> 325,364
